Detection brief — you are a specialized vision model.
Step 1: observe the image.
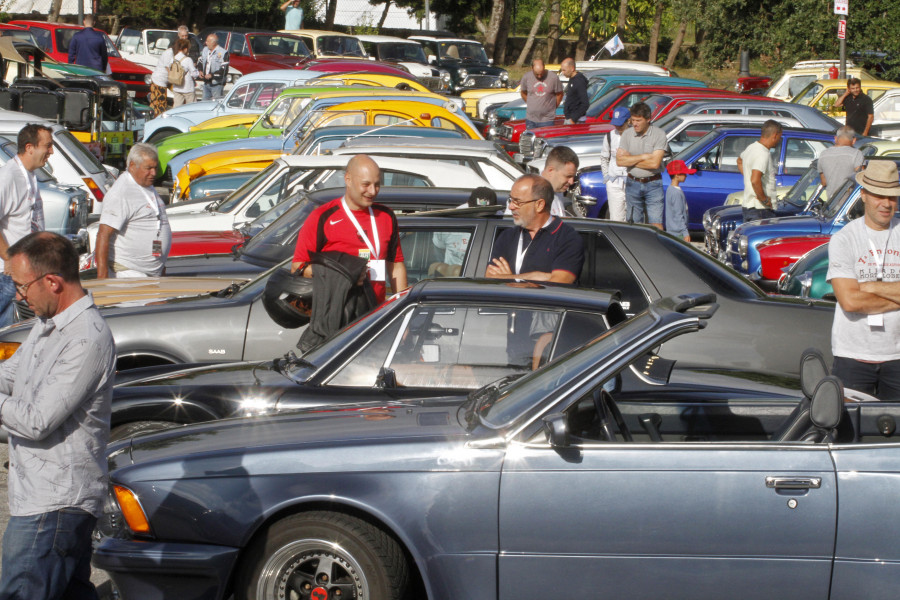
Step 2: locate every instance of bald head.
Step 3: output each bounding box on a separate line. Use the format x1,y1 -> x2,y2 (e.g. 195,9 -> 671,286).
532,59 -> 546,78
344,154 -> 381,210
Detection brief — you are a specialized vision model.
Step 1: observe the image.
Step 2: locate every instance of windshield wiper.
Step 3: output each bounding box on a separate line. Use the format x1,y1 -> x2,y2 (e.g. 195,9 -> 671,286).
462,372 -> 525,429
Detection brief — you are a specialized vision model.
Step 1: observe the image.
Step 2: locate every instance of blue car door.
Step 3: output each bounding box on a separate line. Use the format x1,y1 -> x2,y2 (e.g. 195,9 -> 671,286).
777,135 -> 834,188
680,133 -> 758,229
499,437 -> 837,599
828,444 -> 900,599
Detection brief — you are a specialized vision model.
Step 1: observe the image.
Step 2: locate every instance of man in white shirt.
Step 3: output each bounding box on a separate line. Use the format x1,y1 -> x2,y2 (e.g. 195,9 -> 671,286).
737,120 -> 783,222
0,123 -> 52,326
827,160 -> 900,399
600,107 -> 630,221
95,143 -> 172,279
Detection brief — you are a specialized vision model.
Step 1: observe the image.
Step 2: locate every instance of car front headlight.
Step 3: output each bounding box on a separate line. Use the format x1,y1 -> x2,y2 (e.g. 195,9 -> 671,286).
703,211 -> 713,229
738,235 -> 749,258
500,71 -> 509,81
487,112 -> 498,126
100,85 -> 121,97
441,70 -> 451,82
143,74 -> 152,85
458,68 -> 468,81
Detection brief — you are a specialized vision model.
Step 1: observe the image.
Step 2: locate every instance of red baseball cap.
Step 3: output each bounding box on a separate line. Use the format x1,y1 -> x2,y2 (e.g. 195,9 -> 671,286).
667,160 -> 697,176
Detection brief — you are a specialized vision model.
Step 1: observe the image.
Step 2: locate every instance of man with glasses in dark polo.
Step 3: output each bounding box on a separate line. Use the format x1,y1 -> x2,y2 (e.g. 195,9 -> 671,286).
486,174 -> 585,369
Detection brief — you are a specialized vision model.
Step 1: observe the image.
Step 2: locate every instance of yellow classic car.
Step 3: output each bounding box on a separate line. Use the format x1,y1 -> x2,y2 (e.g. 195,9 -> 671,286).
310,72 -> 434,94
303,97 -> 483,140
189,113 -> 261,131
791,78 -> 900,118
173,149 -> 284,201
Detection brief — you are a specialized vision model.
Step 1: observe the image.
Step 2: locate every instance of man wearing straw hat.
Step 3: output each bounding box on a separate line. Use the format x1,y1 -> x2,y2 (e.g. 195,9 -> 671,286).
827,160 -> 900,399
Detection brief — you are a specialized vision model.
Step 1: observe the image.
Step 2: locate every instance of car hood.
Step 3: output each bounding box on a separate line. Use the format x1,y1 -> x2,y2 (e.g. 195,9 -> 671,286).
533,123 -> 612,137
168,138 -> 282,176
252,54 -> 312,69
119,399 -> 468,468
156,100 -> 221,121
740,215 -> 825,237
117,359 -> 293,388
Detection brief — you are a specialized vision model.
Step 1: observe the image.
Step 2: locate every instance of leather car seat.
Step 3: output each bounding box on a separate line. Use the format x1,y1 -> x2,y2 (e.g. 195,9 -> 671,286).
771,348 -> 829,441
774,375 -> 844,443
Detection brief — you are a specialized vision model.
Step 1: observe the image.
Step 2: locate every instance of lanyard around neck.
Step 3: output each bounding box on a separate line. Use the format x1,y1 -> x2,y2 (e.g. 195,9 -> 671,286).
14,156 -> 36,201
515,217 -> 553,274
867,223 -> 894,280
130,172 -> 162,233
341,198 -> 379,258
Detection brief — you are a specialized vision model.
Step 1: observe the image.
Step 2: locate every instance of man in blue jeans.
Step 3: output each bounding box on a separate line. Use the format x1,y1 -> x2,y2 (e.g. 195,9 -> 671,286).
616,102 -> 667,228
0,232 -> 116,600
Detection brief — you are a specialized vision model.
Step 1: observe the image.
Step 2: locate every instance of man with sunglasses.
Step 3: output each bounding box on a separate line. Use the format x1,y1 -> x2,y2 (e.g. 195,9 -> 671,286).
0,123 -> 52,327
0,231 -> 115,600
485,174 -> 584,284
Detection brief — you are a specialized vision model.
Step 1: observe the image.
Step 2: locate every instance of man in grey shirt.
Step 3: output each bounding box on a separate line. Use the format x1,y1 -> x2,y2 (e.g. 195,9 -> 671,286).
519,59 -> 563,130
616,102 -> 668,228
96,143 -> 172,278
0,231 -> 115,599
818,126 -> 864,202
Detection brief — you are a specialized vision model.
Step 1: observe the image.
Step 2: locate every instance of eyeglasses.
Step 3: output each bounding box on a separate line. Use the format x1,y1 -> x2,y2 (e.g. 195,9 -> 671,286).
508,198 -> 539,208
13,273 -> 57,299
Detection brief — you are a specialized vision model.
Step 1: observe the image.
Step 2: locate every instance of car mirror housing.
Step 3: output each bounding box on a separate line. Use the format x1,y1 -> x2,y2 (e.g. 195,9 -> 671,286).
543,413 -> 569,448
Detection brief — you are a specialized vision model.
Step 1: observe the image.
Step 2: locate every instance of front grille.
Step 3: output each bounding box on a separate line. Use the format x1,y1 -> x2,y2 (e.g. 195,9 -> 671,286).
718,220 -> 736,250
14,301 -> 34,321
497,124 -> 513,141
519,131 -> 534,155
418,76 -> 445,93
463,75 -> 501,89
115,73 -> 146,82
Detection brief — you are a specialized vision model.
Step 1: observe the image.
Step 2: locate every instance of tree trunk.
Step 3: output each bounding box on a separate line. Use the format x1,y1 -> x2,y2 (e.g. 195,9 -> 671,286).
648,1 -> 664,64
546,0 -> 560,62
483,0 -> 506,59
182,0 -> 216,32
494,0 -> 512,64
325,0 -> 338,29
515,0 -> 548,67
378,1 -> 392,29
665,19 -> 689,69
574,0 -> 591,60
616,0 -> 628,38
48,0 -> 63,23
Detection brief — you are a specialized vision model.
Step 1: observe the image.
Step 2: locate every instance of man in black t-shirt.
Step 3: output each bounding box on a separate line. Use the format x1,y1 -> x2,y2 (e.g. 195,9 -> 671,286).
486,174 -> 584,284
835,78 -> 874,136
561,57 -> 589,124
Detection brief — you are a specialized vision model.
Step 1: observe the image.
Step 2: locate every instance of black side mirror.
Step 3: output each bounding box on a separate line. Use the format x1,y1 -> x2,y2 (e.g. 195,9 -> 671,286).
543,413 -> 569,448
375,366 -> 398,389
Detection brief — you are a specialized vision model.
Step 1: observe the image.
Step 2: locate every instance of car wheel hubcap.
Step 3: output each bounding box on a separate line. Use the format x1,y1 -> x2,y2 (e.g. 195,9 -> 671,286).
258,539 -> 368,599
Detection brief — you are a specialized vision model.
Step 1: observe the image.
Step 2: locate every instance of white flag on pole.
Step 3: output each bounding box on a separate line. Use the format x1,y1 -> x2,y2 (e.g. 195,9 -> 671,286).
603,34 -> 625,56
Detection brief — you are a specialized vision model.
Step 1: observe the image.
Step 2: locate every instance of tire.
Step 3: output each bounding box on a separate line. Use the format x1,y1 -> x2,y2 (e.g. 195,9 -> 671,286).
236,511 -> 409,600
109,420 -> 178,442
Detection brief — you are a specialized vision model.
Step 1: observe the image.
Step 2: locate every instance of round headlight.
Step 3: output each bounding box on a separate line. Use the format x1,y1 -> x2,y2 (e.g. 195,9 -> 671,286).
500,71 -> 509,81
738,235 -> 749,257
441,71 -> 451,82
143,74 -> 152,85
458,68 -> 468,80
703,212 -> 712,229
487,113 -> 498,126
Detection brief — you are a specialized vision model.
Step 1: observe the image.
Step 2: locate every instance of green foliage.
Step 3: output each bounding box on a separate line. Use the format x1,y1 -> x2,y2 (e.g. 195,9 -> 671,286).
100,0 -> 181,23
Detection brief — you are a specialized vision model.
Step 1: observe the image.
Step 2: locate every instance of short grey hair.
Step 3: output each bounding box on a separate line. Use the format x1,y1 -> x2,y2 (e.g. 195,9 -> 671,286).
127,143 -> 158,168
177,25 -> 189,35
206,33 -> 219,44
836,125 -> 857,142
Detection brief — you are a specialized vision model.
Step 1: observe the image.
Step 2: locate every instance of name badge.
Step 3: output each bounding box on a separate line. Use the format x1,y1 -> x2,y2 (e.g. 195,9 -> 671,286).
358,249 -> 371,260
368,259 -> 386,282
152,239 -> 163,257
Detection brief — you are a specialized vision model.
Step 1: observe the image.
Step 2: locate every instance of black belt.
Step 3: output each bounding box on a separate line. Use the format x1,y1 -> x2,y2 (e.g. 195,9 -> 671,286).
628,173 -> 662,183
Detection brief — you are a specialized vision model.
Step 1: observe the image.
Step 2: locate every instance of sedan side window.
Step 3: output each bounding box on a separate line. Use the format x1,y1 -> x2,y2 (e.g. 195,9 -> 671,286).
783,139 -> 832,176
584,233 -> 648,314
400,228 -> 476,283
226,84 -> 252,109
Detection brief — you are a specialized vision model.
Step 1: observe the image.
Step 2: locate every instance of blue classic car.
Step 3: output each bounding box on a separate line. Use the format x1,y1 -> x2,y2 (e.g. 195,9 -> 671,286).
489,73 -> 705,127
575,126 -> 835,227
704,159 -> 824,258
92,292 -> 900,600
724,161 -> 900,276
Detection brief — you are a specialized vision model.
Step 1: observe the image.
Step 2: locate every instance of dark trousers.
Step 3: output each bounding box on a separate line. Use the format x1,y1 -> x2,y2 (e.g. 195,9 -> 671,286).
742,207 -> 776,222
0,508 -> 99,600
832,356 -> 900,400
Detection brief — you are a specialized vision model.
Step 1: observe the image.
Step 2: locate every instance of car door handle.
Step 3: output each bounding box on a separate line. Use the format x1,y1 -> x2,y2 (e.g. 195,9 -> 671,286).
765,476 -> 821,490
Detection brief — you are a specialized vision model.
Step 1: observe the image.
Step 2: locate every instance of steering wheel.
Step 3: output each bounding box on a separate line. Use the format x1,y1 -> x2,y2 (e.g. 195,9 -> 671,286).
592,388 -> 633,442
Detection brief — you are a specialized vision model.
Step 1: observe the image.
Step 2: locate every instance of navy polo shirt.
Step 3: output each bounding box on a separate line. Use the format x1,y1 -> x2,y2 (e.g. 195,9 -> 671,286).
490,217 -> 584,281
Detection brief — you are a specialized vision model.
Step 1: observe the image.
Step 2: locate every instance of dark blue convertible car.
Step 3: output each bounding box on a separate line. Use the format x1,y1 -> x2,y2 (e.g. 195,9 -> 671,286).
93,293 -> 900,600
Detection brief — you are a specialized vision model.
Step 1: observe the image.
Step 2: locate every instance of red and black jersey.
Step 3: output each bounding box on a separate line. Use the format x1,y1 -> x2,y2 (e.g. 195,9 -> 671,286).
293,197 -> 404,302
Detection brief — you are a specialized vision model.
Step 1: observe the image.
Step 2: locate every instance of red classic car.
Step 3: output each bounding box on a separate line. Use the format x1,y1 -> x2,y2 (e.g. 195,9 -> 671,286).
492,85 -> 760,154
10,20 -> 151,99
169,230 -> 246,257
757,235 -> 831,282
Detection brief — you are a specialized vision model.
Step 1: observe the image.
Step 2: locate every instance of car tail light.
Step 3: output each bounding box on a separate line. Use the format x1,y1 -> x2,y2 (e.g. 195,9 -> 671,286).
82,177 -> 104,209
113,485 -> 151,535
0,342 -> 20,360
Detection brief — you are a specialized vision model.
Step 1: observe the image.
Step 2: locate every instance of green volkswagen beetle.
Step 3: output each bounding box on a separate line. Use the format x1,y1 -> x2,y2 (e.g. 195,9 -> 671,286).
777,243 -> 834,301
